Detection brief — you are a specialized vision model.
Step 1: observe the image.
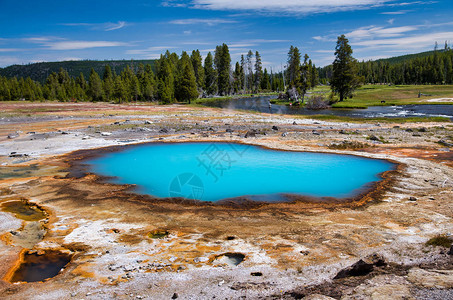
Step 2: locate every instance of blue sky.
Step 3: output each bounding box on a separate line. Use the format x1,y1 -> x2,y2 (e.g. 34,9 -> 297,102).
0,0 -> 452,69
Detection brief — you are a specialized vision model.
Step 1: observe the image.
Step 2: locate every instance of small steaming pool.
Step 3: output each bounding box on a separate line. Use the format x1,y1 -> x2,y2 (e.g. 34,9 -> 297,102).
87,143 -> 394,202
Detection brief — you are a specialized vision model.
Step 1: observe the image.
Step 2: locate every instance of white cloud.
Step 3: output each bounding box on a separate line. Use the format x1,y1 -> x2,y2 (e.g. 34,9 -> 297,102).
169,18 -> 238,26
388,18 -> 395,25
190,0 -> 393,14
0,56 -> 22,67
352,31 -> 453,49
104,21 -> 127,31
380,10 -> 412,14
347,25 -> 418,39
0,48 -> 22,52
62,21 -> 128,31
248,39 -> 290,43
46,41 -> 126,50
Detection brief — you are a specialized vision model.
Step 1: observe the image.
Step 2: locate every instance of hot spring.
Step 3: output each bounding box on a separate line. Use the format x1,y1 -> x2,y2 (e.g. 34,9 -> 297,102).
87,142 -> 394,202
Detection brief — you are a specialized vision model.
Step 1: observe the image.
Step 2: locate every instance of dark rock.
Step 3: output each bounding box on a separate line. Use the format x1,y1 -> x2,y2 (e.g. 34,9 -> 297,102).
438,139 -> 453,147
448,245 -> 453,255
429,197 -> 435,200
393,125 -> 400,129
409,197 -> 417,201
333,254 -> 385,279
281,132 -> 288,137
226,236 -> 236,240
293,121 -> 297,125
405,128 -> 413,132
412,133 -> 421,137
418,127 -> 427,132
226,128 -> 233,133
201,133 -> 209,137
159,128 -> 169,133
171,293 -> 178,299
113,121 -> 121,125
334,260 -> 374,279
9,153 -> 28,158
245,130 -> 256,138
208,127 -> 215,131
251,272 -> 263,276
144,120 -> 152,124
339,130 -> 346,134
369,135 -> 380,141
272,125 -> 279,131
312,130 -> 320,135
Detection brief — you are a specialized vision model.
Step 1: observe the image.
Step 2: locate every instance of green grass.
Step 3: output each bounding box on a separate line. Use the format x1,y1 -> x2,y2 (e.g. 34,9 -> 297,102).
425,235 -> 452,248
295,114 -> 450,123
331,84 -> 453,108
193,92 -> 278,105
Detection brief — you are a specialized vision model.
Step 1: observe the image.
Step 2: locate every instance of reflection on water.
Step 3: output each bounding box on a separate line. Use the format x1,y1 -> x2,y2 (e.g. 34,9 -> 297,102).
203,95 -> 453,120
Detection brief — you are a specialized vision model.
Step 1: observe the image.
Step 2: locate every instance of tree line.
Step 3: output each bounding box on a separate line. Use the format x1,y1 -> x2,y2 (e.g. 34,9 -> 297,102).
0,44 -> 286,102
319,42 -> 453,85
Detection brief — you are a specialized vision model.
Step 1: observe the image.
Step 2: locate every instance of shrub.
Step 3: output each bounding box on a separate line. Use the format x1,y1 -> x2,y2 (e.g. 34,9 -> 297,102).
306,95 -> 330,110
425,235 -> 452,248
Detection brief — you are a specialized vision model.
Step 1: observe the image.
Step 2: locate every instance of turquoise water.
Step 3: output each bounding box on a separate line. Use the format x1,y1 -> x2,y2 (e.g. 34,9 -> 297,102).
87,143 -> 394,202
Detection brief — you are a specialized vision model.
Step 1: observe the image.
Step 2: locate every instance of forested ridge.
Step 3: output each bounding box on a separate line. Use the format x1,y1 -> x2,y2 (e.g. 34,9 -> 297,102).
0,44 -> 286,103
1,41 -> 452,103
0,59 -> 156,83
319,46 -> 453,85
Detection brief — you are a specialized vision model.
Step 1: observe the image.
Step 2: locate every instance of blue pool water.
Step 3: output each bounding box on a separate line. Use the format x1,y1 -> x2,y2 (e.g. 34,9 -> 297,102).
87,143 -> 394,202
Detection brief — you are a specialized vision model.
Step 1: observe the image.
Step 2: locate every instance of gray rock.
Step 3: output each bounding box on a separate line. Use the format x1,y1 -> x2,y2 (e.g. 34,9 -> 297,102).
7,132 -> 19,139
272,125 -> 279,131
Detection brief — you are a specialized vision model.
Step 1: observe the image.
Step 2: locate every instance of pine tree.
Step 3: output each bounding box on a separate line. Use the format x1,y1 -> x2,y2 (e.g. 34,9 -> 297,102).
176,60 -> 198,104
331,35 -> 361,102
246,50 -> 254,92
103,65 -> 114,101
191,50 -> 205,91
114,75 -> 127,103
287,46 -> 301,89
215,44 -> 231,95
141,64 -> 155,100
88,68 -> 103,101
261,68 -> 271,90
233,62 -> 242,93
300,54 -> 311,103
254,51 -> 263,92
204,52 -> 217,95
157,56 -> 175,103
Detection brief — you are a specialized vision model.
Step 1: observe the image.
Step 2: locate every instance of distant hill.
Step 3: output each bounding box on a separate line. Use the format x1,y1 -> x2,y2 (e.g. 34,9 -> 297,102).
372,50 -> 443,65
318,48 -> 452,85
0,59 -> 156,83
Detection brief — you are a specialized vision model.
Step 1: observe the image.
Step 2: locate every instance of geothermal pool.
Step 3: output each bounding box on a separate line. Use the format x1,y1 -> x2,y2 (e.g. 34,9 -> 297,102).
87,143 -> 394,202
